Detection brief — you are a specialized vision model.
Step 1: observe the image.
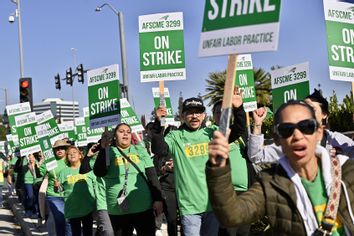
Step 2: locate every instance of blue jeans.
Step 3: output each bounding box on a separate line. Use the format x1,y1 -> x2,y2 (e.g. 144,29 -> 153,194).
24,184 -> 36,215
181,212 -> 219,236
46,196 -> 72,236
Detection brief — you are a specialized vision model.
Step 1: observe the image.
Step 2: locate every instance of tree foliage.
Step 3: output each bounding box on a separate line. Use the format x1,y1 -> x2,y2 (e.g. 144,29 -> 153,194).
202,68 -> 272,107
328,90 -> 354,132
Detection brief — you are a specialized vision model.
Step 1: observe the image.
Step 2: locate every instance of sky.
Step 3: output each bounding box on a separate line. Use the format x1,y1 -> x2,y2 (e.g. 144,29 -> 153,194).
1,0 -> 352,120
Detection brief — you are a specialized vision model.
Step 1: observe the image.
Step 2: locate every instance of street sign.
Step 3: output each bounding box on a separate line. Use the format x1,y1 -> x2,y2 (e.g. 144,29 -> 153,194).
324,0 -> 354,82
199,0 -> 281,57
87,64 -> 121,129
15,112 -> 41,156
120,98 -> 145,133
139,12 -> 186,82
271,62 -> 310,111
234,54 -> 257,112
152,87 -> 175,125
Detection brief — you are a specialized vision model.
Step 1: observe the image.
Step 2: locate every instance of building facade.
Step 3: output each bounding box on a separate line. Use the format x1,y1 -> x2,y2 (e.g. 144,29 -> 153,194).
33,98 -> 79,123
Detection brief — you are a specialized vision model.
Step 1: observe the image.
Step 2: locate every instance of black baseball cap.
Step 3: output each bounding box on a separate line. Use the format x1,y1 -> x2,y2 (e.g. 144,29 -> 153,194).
305,89 -> 329,115
182,97 -> 206,113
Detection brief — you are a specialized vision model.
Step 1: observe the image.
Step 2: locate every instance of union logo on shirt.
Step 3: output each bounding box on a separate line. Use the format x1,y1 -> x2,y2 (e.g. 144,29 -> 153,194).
115,154 -> 140,166
67,174 -> 87,185
184,143 -> 208,158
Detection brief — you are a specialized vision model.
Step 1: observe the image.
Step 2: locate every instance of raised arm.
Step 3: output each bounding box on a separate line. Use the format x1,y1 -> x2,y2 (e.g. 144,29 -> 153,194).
206,130 -> 266,227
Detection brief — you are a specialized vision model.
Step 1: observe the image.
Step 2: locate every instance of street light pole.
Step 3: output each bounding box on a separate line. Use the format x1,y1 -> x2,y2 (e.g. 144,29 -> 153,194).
71,48 -> 78,121
10,0 -> 25,78
0,88 -> 8,106
95,3 -> 129,101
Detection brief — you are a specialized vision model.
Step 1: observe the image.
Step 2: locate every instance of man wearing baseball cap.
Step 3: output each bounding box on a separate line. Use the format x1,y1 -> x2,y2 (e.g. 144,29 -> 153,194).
37,139 -> 72,236
151,97 -> 219,235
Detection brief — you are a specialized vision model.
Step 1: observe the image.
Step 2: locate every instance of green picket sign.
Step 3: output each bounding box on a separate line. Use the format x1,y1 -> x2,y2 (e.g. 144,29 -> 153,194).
120,98 -> 145,133
139,12 -> 186,82
152,87 -> 175,125
15,112 -> 41,157
234,54 -> 257,112
324,0 -> 354,82
6,134 -> 15,154
75,117 -> 88,147
37,110 -> 65,145
272,82 -> 310,112
58,121 -> 76,142
0,142 -> 5,158
82,107 -> 107,144
271,62 -> 310,112
35,124 -> 57,171
6,102 -> 31,147
87,64 -> 121,129
199,0 -> 281,57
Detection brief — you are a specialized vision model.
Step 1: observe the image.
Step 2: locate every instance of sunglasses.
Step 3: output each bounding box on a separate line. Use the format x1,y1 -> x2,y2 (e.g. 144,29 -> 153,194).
275,119 -> 318,139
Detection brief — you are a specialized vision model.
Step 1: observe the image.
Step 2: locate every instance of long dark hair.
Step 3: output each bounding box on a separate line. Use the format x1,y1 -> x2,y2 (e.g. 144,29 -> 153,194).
273,100 -> 318,139
112,123 -> 132,147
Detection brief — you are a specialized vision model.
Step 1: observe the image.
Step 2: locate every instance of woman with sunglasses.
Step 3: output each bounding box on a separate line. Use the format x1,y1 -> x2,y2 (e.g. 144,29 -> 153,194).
93,123 -> 164,236
206,100 -> 354,235
248,89 -> 354,164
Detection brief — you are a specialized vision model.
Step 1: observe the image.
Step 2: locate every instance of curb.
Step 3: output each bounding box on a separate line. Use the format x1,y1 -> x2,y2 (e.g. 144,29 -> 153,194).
6,195 -> 32,236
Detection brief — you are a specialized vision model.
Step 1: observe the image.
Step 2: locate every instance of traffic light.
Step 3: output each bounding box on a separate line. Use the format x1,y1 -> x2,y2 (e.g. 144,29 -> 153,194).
77,64 -> 84,84
55,74 -> 61,90
19,77 -> 33,108
66,67 -> 73,86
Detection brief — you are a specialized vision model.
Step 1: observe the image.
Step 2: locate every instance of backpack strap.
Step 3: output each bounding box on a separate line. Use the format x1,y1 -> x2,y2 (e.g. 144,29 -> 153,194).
315,150 -> 341,235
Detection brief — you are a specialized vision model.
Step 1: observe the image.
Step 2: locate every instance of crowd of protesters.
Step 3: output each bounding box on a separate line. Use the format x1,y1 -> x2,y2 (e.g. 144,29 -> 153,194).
0,88 -> 353,236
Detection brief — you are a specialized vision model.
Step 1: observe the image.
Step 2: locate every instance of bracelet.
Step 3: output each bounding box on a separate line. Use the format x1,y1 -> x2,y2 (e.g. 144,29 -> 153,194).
254,124 -> 262,127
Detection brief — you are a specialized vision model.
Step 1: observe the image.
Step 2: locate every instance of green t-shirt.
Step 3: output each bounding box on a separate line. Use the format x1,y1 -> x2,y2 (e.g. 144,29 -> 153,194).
165,125 -> 217,215
229,142 -> 248,192
58,165 -> 96,219
39,156 -> 68,197
96,177 -> 107,211
301,166 -> 344,235
22,158 -> 36,184
104,145 -> 154,215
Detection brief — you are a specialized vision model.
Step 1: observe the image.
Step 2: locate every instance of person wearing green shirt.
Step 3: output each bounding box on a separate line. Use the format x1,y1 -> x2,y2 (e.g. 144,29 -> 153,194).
55,145 -> 96,236
94,123 -> 164,236
37,139 -> 72,236
9,154 -> 18,196
15,153 -> 38,218
80,142 -> 114,236
152,97 -> 221,236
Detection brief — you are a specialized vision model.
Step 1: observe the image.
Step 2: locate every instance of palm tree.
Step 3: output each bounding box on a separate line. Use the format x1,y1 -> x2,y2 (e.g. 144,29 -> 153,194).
202,68 -> 272,107
253,68 -> 272,106
203,70 -> 226,107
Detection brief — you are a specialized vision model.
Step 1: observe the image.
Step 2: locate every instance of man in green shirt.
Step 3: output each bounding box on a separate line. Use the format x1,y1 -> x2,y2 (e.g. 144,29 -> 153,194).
152,97 -> 219,235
